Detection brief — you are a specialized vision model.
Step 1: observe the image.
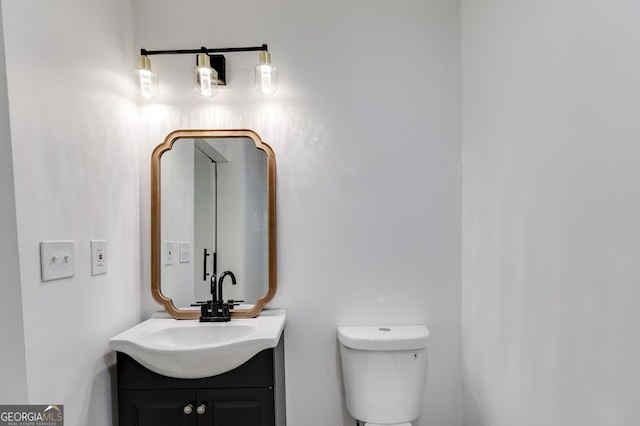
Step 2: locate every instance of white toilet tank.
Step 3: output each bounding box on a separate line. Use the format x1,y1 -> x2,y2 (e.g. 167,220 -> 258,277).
337,325 -> 430,426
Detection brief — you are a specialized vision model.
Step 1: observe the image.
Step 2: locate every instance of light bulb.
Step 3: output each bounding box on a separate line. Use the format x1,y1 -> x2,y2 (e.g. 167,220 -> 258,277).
134,56 -> 158,99
255,51 -> 277,94
195,53 -> 218,97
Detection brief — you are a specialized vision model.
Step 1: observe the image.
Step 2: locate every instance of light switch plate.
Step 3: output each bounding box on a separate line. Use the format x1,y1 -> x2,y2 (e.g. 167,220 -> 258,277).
40,241 -> 75,281
179,242 -> 192,263
90,240 -> 107,275
164,241 -> 174,265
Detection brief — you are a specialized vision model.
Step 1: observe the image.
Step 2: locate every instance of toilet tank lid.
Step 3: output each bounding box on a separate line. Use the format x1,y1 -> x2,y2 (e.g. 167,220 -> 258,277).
337,325 -> 429,351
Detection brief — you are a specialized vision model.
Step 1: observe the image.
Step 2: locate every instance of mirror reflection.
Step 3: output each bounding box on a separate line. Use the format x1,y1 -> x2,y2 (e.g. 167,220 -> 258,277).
151,129 -> 276,320
160,137 -> 268,308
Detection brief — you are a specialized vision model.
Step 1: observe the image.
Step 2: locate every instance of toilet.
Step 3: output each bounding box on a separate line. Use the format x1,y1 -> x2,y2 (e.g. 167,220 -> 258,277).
337,325 -> 430,426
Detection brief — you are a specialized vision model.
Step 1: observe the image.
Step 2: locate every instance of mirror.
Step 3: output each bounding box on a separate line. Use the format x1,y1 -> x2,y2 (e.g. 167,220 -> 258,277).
151,129 -> 276,319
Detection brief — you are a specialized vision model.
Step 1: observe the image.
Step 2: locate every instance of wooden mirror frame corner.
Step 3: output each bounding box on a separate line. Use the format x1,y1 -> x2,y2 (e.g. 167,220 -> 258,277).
151,129 -> 277,319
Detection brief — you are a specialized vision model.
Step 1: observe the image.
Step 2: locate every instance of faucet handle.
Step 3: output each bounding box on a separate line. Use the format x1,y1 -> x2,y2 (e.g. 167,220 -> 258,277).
200,304 -> 209,318
226,299 -> 244,309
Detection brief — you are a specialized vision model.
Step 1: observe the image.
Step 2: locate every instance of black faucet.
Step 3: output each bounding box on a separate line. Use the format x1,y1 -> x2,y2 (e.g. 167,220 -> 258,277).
210,273 -> 217,302
199,271 -> 239,322
217,271 -> 236,302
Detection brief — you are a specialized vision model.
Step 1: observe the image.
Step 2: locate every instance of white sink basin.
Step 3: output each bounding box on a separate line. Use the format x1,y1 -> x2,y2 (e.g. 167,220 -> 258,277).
109,309 -> 286,379
148,323 -> 257,346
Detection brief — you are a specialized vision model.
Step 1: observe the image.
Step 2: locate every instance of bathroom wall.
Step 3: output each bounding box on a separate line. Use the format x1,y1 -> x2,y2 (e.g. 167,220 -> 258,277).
0,3 -> 28,403
0,0 -> 141,424
134,0 -> 462,425
461,0 -> 640,425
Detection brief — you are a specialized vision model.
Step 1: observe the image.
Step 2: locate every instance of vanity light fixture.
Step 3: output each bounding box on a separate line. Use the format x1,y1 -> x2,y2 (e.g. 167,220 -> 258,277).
194,53 -> 218,97
134,55 -> 158,98
255,51 -> 277,94
136,44 -> 275,99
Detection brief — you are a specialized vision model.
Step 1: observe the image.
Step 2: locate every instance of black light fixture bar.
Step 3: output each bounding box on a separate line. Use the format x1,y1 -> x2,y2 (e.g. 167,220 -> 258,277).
140,44 -> 268,57
135,43 -> 276,96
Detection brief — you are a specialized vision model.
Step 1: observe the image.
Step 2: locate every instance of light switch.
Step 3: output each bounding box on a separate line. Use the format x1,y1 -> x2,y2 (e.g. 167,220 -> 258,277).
40,241 -> 75,281
180,242 -> 192,263
164,241 -> 174,265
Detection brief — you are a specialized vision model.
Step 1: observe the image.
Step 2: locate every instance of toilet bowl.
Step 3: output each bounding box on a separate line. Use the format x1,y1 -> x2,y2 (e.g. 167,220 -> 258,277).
338,325 -> 429,426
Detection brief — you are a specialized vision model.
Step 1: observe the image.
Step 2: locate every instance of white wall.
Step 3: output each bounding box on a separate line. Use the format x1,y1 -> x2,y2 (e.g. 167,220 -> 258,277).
461,0 -> 640,425
134,0 -> 462,425
1,0 -> 141,424
0,2 -> 28,404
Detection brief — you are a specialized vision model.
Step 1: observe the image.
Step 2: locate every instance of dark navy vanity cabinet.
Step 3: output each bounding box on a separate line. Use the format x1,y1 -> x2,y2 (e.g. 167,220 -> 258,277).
116,338 -> 285,426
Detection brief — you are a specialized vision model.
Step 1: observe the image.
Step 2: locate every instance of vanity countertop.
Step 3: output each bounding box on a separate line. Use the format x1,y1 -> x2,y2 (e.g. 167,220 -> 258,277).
110,309 -> 286,378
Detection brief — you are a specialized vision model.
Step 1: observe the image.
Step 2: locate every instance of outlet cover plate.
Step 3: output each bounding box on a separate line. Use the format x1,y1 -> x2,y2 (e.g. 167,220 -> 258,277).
90,240 -> 107,275
179,242 -> 191,263
40,241 -> 75,281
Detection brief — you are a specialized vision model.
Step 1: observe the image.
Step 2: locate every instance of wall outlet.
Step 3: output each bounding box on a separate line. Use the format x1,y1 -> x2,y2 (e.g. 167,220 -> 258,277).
90,240 -> 107,275
164,241 -> 174,265
179,242 -> 192,263
40,241 -> 75,281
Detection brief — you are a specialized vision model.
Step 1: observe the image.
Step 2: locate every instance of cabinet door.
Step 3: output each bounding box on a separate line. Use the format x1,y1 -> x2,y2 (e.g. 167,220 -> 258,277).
119,389 -> 198,426
199,388 -> 275,426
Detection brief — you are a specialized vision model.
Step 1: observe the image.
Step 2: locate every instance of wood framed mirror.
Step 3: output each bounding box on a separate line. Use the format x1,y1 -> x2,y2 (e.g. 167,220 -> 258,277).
151,129 -> 276,319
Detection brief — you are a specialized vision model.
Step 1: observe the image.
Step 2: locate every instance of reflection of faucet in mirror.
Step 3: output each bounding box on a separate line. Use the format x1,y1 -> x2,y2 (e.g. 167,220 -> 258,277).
218,271 -> 237,302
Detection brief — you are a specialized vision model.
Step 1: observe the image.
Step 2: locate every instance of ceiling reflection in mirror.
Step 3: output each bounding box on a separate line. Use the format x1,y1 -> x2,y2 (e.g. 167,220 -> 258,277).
151,130 -> 276,319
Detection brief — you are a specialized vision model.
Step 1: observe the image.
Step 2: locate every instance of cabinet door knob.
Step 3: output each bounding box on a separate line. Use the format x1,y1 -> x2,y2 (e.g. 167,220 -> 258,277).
183,404 -> 194,415
196,403 -> 207,415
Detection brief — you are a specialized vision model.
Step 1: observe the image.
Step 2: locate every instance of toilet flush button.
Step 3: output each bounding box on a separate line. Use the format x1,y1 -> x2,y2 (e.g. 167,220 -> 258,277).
379,327 -> 391,332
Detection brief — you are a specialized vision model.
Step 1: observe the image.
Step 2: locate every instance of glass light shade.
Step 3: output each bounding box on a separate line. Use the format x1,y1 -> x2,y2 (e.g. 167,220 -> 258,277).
255,51 -> 277,94
194,53 -> 218,97
135,56 -> 158,99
